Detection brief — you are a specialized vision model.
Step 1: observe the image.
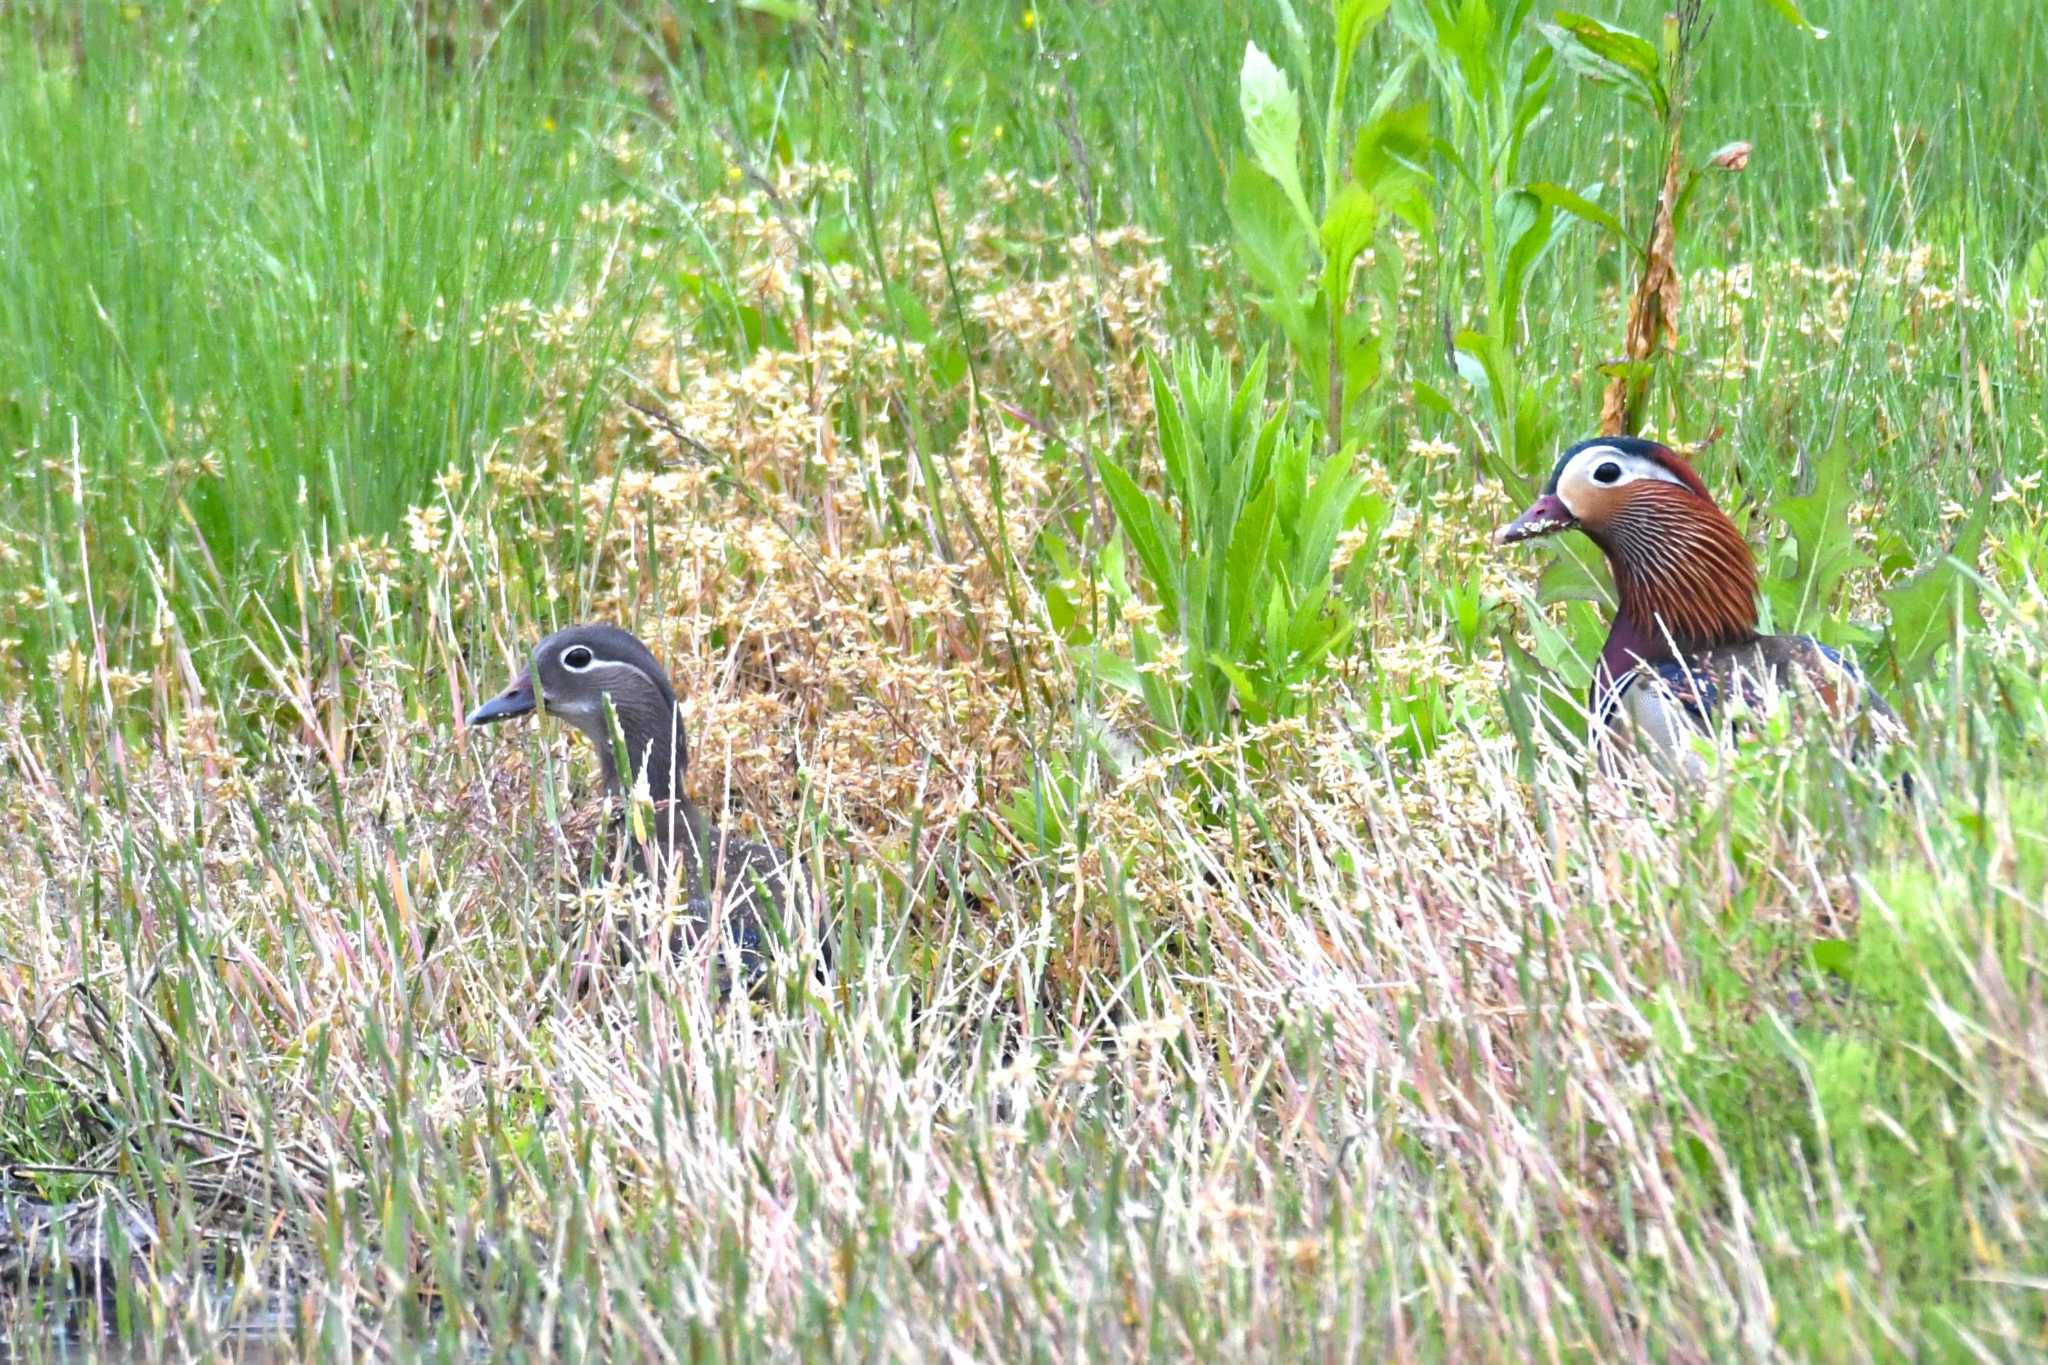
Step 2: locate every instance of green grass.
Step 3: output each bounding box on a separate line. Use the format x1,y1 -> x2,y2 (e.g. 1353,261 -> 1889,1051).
1,0 -> 2045,1359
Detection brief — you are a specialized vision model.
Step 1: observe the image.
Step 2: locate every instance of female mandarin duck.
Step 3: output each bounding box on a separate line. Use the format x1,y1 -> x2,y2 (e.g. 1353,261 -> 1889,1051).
1497,436 -> 1899,775
466,624 -> 807,979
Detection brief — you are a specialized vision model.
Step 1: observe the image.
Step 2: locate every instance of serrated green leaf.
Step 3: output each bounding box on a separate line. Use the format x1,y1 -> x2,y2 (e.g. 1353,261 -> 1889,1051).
1772,442 -> 1872,633
1877,496 -> 1989,684
1146,352 -> 1190,503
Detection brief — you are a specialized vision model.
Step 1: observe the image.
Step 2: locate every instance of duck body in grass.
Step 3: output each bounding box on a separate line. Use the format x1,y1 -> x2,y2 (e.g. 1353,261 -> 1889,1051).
1497,436 -> 1901,777
466,623 -> 808,979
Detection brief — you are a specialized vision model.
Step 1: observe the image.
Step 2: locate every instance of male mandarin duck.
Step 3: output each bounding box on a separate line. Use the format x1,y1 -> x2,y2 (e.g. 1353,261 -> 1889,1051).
1497,436 -> 1899,775
466,623 -> 808,980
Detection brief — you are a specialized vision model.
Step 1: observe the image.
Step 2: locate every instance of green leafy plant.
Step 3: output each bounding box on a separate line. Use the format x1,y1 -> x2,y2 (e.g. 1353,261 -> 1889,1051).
1228,1 -> 1429,447
1760,441 -> 1990,694
1394,0 -> 1577,490
1092,347 -> 1388,746
1400,1 -> 1827,485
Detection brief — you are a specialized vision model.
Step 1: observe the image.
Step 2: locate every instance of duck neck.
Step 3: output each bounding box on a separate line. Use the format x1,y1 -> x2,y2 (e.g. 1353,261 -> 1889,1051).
1591,493 -> 1760,695
584,692 -> 687,805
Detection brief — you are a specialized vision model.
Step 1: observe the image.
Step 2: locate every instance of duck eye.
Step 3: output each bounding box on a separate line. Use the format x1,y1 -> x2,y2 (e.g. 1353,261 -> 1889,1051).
1593,461 -> 1622,485
562,646 -> 594,670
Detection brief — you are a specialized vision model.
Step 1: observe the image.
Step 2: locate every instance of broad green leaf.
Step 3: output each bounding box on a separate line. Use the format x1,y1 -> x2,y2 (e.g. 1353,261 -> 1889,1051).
1513,382 -> 1563,485
1499,191 -> 1558,319
1452,347 -> 1491,399
1354,101 -> 1434,230
1077,644 -> 1147,698
1227,160 -> 1312,301
1810,938 -> 1855,980
1340,328 -> 1383,417
1535,541 -> 1614,609
1444,0 -> 1495,94
1335,0 -> 1394,83
1320,182 -> 1381,288
1498,634 -> 1545,773
1539,15 -> 1666,118
1508,44 -> 1557,152
1239,43 -> 1316,235
1296,456 -> 1364,585
1552,12 -> 1661,84
1211,657 -> 1263,711
1526,180 -> 1628,246
1525,597 -> 1601,690
1146,353 -> 1191,503
1411,379 -> 1456,415
1262,588 -> 1290,668
1428,131 -> 1477,191
1494,188 -> 1539,265
883,282 -> 939,345
1286,580 -> 1342,657
1594,358 -> 1656,384
1452,328 -> 1505,404
1228,163 -> 1317,372
1043,576 -> 1079,642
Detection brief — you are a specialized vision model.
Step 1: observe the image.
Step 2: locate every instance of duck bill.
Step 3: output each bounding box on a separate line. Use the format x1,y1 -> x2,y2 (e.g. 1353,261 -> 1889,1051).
467,670 -> 536,727
1496,493 -> 1579,546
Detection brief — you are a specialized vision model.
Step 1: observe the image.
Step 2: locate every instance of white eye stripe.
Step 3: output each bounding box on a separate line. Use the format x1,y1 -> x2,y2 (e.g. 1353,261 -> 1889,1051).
570,655 -> 644,675
1554,445 -> 1687,514
554,647 -> 655,686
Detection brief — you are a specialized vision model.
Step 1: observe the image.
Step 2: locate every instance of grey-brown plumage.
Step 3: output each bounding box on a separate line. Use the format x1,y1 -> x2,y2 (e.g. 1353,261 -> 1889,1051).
466,624 -> 807,978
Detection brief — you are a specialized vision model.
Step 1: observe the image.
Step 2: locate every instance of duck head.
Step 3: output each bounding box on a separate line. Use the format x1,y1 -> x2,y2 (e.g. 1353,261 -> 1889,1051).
467,624 -> 687,802
1498,436 -> 1760,663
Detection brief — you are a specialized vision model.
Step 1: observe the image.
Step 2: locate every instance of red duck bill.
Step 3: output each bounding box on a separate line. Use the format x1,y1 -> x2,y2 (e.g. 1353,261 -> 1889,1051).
1497,493 -> 1579,545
